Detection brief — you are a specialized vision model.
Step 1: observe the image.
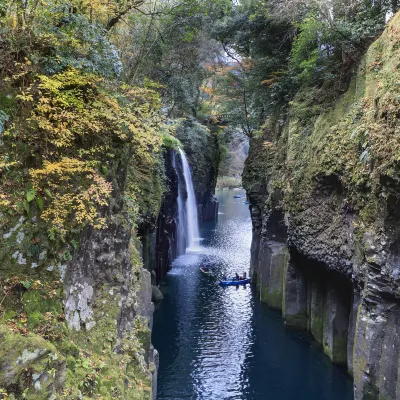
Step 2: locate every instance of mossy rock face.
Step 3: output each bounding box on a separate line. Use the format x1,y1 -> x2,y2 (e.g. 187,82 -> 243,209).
0,324 -> 66,399
244,11 -> 400,399
243,11 -> 400,276
0,153 -> 159,400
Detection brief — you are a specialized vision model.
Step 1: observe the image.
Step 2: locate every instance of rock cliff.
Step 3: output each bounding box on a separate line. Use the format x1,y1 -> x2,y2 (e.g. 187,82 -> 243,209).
0,157 -> 160,399
243,12 -> 400,399
0,123 -> 219,399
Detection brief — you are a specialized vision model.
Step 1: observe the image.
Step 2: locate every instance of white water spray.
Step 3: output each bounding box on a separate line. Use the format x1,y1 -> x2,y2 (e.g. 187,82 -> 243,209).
178,148 -> 200,251
173,152 -> 186,255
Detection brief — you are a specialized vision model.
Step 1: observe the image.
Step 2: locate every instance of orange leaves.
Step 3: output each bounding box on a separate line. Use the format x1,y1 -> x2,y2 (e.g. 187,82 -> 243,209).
200,86 -> 216,96
261,77 -> 279,87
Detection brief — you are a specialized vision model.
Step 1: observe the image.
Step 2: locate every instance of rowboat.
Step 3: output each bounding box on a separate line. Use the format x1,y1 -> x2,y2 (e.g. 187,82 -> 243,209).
200,266 -> 212,276
219,278 -> 250,286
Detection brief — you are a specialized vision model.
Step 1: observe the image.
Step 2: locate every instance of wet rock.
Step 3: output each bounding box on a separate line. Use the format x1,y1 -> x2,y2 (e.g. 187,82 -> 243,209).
152,286 -> 164,303
283,260 -> 307,329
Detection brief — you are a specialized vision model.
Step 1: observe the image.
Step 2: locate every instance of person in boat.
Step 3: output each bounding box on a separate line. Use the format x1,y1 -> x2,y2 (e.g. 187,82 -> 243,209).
237,272 -> 247,280
235,272 -> 240,281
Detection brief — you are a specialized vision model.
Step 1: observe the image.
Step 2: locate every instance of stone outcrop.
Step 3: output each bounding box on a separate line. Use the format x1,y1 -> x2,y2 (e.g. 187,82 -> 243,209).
0,156 -> 160,399
243,12 -> 400,400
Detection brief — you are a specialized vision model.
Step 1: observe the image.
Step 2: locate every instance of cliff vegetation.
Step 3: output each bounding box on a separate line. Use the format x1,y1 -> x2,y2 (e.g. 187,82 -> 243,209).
226,0 -> 400,398
0,0 -> 226,398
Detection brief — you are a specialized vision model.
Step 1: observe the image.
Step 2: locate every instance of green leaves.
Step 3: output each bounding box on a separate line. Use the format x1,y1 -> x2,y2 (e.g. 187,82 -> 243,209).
36,196 -> 44,211
26,188 -> 36,202
21,281 -> 32,289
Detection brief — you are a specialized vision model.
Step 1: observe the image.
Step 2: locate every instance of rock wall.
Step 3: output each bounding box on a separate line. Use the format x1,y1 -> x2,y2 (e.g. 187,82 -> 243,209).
243,12 -> 400,400
149,149 -> 179,283
0,158 -> 159,399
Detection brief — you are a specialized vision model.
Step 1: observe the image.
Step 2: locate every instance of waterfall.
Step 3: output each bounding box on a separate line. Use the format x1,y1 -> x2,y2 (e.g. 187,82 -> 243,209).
178,148 -> 200,251
173,152 -> 186,255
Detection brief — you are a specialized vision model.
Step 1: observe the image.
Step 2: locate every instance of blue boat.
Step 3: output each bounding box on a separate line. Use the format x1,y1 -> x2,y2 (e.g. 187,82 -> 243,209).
233,195 -> 241,198
219,278 -> 250,286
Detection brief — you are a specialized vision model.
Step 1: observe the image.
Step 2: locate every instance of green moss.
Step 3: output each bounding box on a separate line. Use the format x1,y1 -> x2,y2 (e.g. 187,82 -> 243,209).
176,118 -> 221,198
3,310 -> 17,320
162,133 -> 182,150
332,333 -> 348,364
0,324 -> 65,398
23,290 -> 62,329
311,314 -> 324,344
258,281 -> 283,309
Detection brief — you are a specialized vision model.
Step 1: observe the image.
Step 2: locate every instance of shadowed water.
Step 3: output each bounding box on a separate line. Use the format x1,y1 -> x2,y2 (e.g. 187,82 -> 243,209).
153,189 -> 354,400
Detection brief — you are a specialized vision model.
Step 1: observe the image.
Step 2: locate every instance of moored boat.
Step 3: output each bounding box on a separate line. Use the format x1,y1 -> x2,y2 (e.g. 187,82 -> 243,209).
200,266 -> 212,276
219,278 -> 250,286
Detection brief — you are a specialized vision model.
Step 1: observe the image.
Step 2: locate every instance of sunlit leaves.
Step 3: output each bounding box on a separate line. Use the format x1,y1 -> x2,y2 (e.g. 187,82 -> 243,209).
1,67 -> 164,240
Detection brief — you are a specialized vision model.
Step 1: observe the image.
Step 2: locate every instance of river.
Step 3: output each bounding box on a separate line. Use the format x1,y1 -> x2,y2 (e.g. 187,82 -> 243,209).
152,189 -> 354,400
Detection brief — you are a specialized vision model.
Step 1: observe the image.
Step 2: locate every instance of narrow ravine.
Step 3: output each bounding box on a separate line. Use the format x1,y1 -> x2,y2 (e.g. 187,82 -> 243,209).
153,189 -> 354,400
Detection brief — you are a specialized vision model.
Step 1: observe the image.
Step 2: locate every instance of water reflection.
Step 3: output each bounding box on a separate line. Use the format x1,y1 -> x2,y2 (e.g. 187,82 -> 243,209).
153,189 -> 354,400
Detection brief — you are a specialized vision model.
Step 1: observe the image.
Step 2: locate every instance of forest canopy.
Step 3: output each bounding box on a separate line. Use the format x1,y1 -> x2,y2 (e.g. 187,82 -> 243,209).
0,0 -> 398,238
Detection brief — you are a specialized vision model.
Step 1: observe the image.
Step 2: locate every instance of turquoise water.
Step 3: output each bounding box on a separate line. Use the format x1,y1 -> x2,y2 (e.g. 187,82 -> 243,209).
152,189 -> 354,400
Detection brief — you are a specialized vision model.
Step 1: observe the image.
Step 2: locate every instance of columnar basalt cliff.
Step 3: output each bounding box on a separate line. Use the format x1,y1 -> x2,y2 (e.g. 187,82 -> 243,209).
243,12 -> 400,400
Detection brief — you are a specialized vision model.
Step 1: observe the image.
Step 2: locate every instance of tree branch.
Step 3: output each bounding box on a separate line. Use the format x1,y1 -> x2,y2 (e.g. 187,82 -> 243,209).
106,0 -> 145,31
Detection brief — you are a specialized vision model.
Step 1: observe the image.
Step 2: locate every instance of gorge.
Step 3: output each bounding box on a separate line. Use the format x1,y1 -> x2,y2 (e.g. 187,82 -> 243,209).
2,0 -> 400,399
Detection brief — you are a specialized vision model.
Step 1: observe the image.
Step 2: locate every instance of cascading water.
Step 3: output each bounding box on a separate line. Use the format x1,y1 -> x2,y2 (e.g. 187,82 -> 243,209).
173,152 -> 187,255
178,148 -> 200,251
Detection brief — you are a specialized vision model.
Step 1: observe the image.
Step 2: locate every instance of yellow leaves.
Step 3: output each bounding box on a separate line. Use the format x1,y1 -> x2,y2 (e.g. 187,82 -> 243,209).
31,158 -> 92,178
0,160 -> 18,171
0,193 -> 11,207
200,86 -> 215,96
2,68 -> 165,241
30,159 -> 112,235
16,92 -> 34,103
